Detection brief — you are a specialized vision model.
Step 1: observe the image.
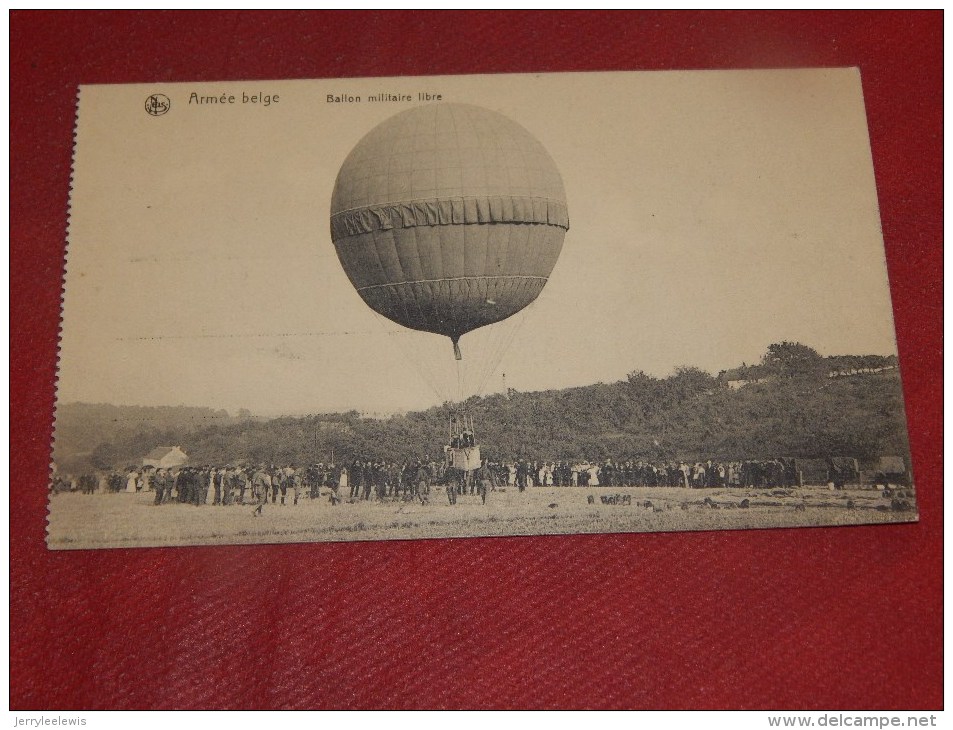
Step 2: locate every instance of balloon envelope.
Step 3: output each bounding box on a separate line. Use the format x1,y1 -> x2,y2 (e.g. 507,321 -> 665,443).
330,104 -> 569,346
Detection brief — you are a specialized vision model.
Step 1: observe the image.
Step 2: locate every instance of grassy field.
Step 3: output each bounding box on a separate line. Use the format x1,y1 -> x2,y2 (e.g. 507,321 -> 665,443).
46,482 -> 918,550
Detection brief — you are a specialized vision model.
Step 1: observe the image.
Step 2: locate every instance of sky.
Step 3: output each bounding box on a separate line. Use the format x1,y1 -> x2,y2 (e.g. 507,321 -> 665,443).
58,69 -> 900,416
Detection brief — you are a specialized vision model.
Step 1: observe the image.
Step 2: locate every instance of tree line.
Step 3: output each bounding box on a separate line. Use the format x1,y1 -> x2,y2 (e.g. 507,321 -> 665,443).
57,344 -> 910,474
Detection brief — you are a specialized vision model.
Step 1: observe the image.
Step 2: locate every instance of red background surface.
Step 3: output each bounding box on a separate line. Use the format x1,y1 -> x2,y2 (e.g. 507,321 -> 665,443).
10,11 -> 943,710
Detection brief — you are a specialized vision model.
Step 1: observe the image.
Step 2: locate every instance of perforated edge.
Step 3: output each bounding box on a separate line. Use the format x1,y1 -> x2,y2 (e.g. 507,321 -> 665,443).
46,85 -> 82,548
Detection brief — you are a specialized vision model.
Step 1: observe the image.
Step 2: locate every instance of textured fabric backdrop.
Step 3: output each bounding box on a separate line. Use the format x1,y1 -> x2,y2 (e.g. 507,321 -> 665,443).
10,11 -> 942,710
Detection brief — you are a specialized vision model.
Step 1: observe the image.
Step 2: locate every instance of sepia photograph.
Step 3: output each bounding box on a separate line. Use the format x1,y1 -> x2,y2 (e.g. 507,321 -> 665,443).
49,68 -> 916,550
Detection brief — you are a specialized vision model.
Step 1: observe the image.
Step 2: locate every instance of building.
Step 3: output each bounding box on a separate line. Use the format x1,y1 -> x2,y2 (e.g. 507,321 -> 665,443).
142,446 -> 188,470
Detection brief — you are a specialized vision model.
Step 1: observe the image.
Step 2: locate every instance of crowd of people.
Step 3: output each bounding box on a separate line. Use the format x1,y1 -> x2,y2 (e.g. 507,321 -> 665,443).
50,455 -> 828,509
506,458 -> 805,489
51,461 -> 442,507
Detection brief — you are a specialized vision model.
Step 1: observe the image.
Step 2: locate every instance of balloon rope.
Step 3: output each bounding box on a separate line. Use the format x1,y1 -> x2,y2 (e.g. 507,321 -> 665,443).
481,315 -> 523,395
368,311 -> 446,405
474,301 -> 535,399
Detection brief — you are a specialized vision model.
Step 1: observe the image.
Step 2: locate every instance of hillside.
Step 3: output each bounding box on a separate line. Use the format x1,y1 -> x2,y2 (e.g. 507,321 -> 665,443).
53,344 -> 911,474
52,403 -> 256,473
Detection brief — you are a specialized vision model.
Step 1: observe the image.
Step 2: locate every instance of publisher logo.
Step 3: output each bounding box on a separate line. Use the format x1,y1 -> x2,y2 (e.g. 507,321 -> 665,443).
145,94 -> 171,117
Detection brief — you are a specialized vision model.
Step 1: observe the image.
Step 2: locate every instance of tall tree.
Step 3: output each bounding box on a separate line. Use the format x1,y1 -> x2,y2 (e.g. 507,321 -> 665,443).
761,341 -> 826,379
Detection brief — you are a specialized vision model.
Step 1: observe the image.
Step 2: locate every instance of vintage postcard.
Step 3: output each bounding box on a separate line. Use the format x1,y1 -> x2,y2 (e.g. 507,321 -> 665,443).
49,69 -> 916,549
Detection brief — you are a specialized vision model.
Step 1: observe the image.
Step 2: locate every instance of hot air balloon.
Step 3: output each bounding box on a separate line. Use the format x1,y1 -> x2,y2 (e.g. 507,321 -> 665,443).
330,103 -> 569,362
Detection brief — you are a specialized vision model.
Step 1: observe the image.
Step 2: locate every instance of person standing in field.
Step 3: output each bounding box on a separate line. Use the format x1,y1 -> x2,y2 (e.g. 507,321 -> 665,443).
276,465 -> 292,505
516,461 -> 527,492
477,461 -> 492,505
308,463 -> 324,500
250,465 -> 267,505
153,469 -> 167,505
327,464 -> 341,505
175,468 -> 189,504
290,466 -> 304,506
237,467 -> 250,504
679,462 -> 691,488
402,462 -> 417,498
200,467 -> 213,505
211,467 -> 223,505
415,461 -> 431,505
79,473 -> 95,494
371,462 -> 385,501
162,468 -> 174,503
338,464 -> 349,500
219,466 -> 232,505
362,461 -> 374,501
227,466 -> 242,505
587,463 -> 600,487
601,460 -> 614,488
446,473 -> 457,505
349,459 -> 362,501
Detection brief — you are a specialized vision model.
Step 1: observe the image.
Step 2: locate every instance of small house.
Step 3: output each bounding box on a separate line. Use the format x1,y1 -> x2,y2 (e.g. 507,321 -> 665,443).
142,446 -> 188,470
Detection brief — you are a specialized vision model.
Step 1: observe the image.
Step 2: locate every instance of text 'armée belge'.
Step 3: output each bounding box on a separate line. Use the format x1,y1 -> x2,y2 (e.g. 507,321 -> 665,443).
189,91 -> 279,107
